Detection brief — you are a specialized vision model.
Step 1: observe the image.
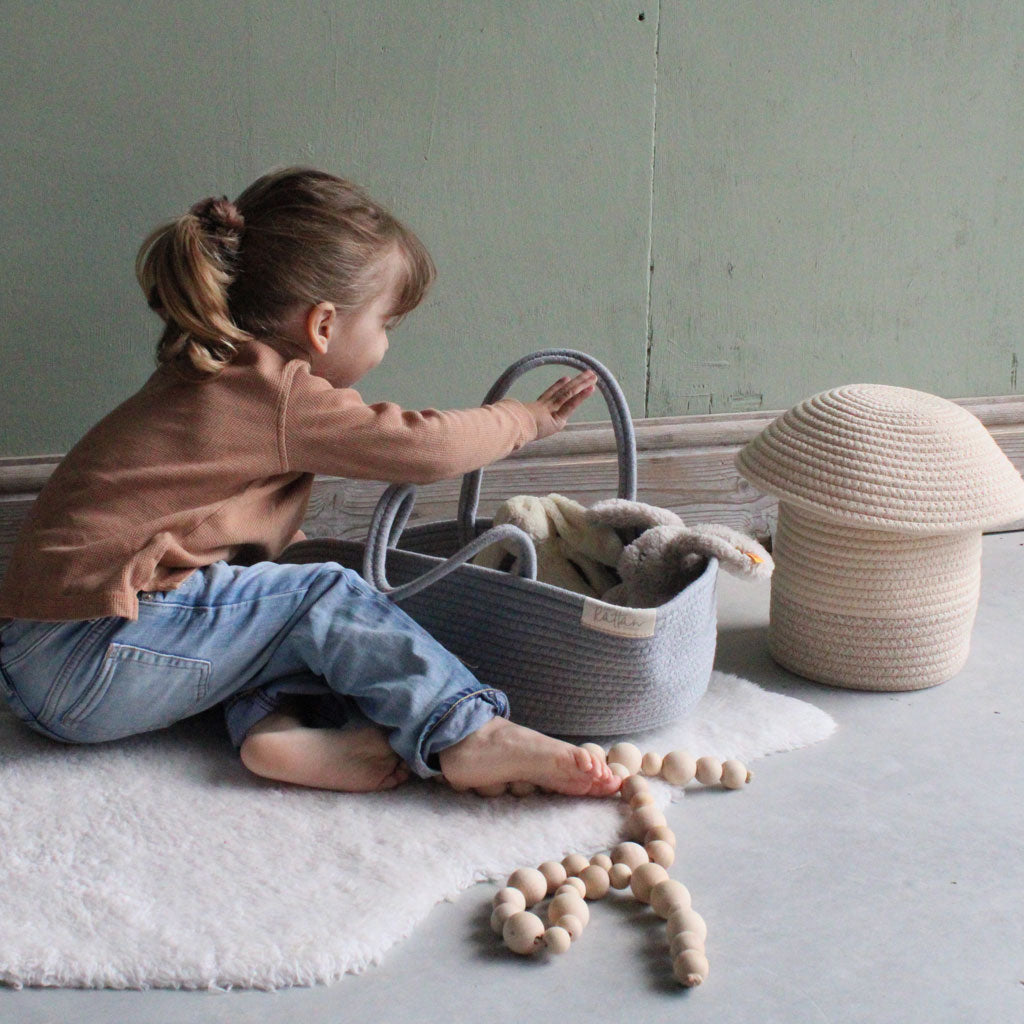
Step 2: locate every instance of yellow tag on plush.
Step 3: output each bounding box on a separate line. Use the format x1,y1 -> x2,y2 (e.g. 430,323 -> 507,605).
746,552 -> 763,564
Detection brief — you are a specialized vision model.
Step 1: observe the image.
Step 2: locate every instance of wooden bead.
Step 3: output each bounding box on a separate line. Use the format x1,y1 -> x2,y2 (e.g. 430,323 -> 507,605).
650,878 -> 691,919
610,842 -> 649,869
474,782 -> 508,797
666,907 -> 707,943
503,911 -> 546,954
507,867 -> 547,906
672,949 -> 710,987
620,774 -> 649,801
629,791 -> 655,810
608,762 -> 632,780
644,825 -> 677,848
556,877 -> 587,898
543,926 -> 572,954
627,805 -> 667,841
490,902 -> 519,935
580,742 -> 607,765
670,930 -> 705,957
590,853 -> 613,872
493,887 -> 527,911
548,891 -> 590,927
606,742 -> 643,774
557,913 -> 584,941
645,839 -> 675,869
629,862 -> 669,903
695,756 -> 723,786
608,863 -> 633,889
579,865 -> 611,900
721,759 -> 751,789
660,750 -> 696,786
640,751 -> 663,776
561,853 -> 590,877
537,860 -> 568,894
509,780 -> 538,797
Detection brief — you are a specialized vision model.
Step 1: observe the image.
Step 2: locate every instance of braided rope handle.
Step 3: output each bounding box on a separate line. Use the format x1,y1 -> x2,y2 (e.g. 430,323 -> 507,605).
362,483 -> 538,600
457,349 -> 636,546
363,348 -> 636,601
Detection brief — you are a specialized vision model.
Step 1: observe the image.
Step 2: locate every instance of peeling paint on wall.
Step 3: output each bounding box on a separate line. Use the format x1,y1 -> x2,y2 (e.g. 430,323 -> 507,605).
727,391 -> 764,411
1013,352 -> 1019,391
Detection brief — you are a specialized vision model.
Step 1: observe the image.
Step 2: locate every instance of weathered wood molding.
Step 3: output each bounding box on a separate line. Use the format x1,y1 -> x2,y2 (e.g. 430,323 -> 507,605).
2,396 -> 1022,576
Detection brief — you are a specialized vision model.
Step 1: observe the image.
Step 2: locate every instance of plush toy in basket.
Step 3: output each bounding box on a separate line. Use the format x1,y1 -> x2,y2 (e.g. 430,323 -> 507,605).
471,492 -> 772,607
278,349 -> 773,737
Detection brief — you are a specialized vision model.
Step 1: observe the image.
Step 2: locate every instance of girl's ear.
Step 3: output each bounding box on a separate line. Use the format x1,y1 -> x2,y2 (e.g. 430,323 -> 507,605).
306,301 -> 337,354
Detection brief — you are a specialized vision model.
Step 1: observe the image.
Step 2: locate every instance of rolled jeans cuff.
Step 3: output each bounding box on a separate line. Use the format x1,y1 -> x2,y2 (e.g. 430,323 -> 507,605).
412,685 -> 510,778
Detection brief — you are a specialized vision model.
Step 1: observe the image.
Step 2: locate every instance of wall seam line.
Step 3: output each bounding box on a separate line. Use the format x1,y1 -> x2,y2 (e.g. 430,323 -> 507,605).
643,0 -> 662,419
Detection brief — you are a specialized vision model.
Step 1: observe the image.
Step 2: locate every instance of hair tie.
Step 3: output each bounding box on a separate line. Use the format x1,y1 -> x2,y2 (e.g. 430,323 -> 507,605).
189,195 -> 245,243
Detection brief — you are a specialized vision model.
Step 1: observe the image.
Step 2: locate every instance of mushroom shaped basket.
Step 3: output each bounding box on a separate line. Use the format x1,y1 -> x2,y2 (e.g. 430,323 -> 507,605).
736,384 -> 1024,690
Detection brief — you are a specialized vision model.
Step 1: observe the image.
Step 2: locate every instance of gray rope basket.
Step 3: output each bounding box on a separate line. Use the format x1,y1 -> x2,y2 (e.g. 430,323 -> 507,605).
277,349 -> 719,736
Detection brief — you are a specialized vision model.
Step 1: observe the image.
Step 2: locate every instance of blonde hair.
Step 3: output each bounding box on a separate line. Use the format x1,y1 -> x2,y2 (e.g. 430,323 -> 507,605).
135,167 -> 435,382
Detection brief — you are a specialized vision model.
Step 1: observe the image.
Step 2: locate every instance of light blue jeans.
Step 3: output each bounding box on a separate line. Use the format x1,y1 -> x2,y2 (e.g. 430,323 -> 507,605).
0,559 -> 509,777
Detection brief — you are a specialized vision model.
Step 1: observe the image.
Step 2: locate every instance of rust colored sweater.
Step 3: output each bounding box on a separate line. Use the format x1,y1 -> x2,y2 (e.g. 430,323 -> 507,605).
0,339 -> 538,622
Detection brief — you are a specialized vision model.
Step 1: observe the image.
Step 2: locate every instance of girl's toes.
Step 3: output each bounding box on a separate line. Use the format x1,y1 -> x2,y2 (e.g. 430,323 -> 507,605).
572,746 -> 593,772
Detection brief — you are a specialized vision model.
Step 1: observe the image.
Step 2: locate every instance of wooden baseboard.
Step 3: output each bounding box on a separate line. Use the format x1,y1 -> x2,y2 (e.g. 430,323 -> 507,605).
2,396 -> 1023,577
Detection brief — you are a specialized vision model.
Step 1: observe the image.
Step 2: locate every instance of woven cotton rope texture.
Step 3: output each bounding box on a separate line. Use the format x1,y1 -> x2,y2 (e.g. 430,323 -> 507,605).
281,349 -> 719,737
736,383 -> 1024,691
736,384 -> 1024,531
769,507 -> 982,689
0,672 -> 834,990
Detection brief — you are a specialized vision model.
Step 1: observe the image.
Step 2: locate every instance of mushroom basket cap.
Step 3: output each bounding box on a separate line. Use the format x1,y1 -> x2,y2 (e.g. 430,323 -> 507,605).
735,384 -> 1024,533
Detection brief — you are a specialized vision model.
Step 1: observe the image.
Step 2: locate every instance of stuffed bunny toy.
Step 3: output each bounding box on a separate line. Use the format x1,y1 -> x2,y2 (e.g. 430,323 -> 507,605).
473,494 -> 773,609
470,494 -> 622,597
585,499 -> 773,608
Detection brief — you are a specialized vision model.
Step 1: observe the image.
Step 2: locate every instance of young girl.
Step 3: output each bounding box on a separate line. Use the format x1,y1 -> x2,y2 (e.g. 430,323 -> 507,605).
0,167 -> 620,798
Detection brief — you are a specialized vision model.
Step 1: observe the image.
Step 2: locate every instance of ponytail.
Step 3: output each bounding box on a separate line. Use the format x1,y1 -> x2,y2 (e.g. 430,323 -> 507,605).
137,168 -> 436,382
135,196 -> 253,382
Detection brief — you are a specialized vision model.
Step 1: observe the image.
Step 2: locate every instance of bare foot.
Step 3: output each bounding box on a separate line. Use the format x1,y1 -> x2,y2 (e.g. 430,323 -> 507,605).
438,718 -> 621,797
240,716 -> 410,792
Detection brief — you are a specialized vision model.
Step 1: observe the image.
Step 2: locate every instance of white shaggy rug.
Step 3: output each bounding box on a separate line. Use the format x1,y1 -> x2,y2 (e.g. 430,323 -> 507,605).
0,671 -> 834,991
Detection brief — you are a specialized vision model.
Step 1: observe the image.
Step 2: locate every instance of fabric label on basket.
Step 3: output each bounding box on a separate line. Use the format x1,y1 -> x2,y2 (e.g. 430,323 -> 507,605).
580,598 -> 658,638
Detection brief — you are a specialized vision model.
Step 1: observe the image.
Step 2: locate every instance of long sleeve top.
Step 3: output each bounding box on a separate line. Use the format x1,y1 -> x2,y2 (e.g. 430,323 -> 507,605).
0,338 -> 538,622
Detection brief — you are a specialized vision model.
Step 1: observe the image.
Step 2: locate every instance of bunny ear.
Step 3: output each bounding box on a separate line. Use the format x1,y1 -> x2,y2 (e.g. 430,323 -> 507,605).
667,525 -> 774,581
586,498 -> 684,531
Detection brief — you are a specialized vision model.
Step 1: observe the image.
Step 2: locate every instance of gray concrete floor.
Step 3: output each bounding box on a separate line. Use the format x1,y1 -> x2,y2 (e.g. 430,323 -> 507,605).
3,532 -> 1022,1024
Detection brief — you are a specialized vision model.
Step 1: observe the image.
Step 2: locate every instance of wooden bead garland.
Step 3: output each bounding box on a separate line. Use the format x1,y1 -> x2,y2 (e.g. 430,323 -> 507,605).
503,910 -> 546,954
537,860 -> 567,894
544,925 -> 572,954
507,867 -> 547,906
561,853 -> 590,877
608,863 -> 632,889
579,864 -> 610,900
556,877 -> 587,899
488,745 -> 751,987
493,886 -> 527,911
606,742 -> 643,775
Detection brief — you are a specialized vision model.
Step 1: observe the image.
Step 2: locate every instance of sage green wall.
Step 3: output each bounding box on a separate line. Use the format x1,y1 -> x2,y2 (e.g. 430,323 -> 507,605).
2,2 -> 1022,458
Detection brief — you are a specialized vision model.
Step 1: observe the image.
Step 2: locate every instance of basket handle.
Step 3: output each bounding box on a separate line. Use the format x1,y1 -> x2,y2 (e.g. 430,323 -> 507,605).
456,348 -> 636,546
362,483 -> 538,601
361,348 -> 634,600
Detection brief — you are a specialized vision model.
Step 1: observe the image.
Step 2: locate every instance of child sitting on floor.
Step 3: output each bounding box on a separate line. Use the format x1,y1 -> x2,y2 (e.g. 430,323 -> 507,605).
0,167 -> 619,799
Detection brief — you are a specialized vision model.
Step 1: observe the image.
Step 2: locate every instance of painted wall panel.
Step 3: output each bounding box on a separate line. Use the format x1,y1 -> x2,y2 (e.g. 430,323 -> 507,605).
3,2 -> 1023,461
0,1 -> 656,456
648,1 -> 1024,416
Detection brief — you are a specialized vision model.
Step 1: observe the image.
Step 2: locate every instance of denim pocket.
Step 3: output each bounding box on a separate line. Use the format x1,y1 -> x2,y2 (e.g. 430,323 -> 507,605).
59,642 -> 213,735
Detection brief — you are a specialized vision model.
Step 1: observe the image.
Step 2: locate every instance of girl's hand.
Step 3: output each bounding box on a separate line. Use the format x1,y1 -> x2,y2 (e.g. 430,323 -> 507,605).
524,370 -> 598,440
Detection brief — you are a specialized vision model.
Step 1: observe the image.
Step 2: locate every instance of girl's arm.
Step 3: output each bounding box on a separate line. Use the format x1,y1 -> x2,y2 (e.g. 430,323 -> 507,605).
281,363 -> 535,483
278,363 -> 593,484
